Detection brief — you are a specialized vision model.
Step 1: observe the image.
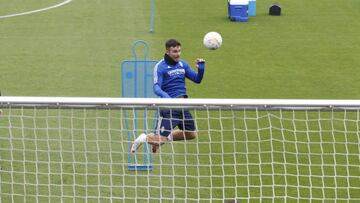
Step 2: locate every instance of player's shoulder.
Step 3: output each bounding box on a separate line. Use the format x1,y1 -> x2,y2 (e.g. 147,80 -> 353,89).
154,59 -> 167,70
178,59 -> 190,68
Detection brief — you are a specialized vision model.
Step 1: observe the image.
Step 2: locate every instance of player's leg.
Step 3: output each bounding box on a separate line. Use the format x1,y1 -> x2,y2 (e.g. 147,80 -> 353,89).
147,109 -> 175,145
169,129 -> 197,141
146,133 -> 168,145
131,109 -> 174,152
131,132 -> 168,153
171,110 -> 197,140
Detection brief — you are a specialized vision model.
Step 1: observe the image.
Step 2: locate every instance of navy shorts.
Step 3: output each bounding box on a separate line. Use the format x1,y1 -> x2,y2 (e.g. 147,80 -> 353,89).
154,109 -> 196,137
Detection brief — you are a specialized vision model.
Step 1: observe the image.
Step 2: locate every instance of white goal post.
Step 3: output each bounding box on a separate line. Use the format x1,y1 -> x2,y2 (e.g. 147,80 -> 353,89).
0,96 -> 360,202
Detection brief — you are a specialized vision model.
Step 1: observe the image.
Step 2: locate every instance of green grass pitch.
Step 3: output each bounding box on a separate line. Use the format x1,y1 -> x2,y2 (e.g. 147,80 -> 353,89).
1,0 -> 360,202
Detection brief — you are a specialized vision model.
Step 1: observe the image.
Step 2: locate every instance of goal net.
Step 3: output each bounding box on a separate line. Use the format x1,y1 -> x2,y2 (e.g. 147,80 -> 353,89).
0,97 -> 359,202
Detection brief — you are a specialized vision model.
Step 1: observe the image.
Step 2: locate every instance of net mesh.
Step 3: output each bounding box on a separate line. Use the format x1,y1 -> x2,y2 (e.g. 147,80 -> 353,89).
0,103 -> 360,202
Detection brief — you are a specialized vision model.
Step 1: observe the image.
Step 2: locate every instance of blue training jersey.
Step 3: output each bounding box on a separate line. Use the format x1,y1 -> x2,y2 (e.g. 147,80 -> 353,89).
153,58 -> 205,98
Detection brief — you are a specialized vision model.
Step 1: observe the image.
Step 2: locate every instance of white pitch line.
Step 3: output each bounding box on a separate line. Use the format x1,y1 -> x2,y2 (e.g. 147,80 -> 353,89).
0,0 -> 72,19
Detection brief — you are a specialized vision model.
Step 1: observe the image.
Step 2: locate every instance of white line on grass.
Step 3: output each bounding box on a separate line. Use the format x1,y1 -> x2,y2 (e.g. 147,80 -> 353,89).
0,0 -> 72,19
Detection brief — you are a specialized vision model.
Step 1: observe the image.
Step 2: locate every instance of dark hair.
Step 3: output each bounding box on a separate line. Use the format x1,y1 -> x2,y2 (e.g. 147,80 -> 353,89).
165,39 -> 181,49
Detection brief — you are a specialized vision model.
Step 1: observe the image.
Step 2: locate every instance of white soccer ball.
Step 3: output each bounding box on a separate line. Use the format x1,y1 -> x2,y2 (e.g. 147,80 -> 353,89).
203,32 -> 222,50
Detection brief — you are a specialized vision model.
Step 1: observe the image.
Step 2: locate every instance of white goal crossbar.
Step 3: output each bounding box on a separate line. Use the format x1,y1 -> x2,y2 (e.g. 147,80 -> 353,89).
1,96 -> 359,202
3,96 -> 360,108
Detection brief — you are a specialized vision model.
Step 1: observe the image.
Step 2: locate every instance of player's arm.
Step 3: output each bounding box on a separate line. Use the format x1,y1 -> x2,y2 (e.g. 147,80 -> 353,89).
185,58 -> 205,84
153,65 -> 171,98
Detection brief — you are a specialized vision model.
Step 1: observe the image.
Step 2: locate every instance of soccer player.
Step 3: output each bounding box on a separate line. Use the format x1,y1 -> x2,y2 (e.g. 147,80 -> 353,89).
131,38 -> 205,153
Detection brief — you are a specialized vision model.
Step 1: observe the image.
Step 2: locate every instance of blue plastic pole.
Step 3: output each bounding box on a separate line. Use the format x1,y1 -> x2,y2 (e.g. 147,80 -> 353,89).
248,0 -> 256,16
150,0 -> 155,33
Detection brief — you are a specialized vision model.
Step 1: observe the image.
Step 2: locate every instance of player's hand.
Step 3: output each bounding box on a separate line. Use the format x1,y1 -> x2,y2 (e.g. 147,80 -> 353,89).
196,58 -> 205,69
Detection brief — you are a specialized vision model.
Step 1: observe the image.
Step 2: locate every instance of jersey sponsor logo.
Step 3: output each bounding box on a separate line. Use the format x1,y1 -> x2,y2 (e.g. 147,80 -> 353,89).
167,68 -> 185,76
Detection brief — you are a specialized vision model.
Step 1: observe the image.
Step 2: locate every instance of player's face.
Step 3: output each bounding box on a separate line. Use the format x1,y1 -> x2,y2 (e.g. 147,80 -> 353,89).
166,46 -> 181,62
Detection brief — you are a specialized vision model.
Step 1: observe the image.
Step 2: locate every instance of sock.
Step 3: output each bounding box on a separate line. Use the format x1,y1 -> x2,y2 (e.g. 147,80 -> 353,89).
167,133 -> 173,141
140,133 -> 147,142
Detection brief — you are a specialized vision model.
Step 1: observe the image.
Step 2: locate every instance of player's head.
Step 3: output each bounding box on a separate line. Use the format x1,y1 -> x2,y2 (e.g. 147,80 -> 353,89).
165,39 -> 181,62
